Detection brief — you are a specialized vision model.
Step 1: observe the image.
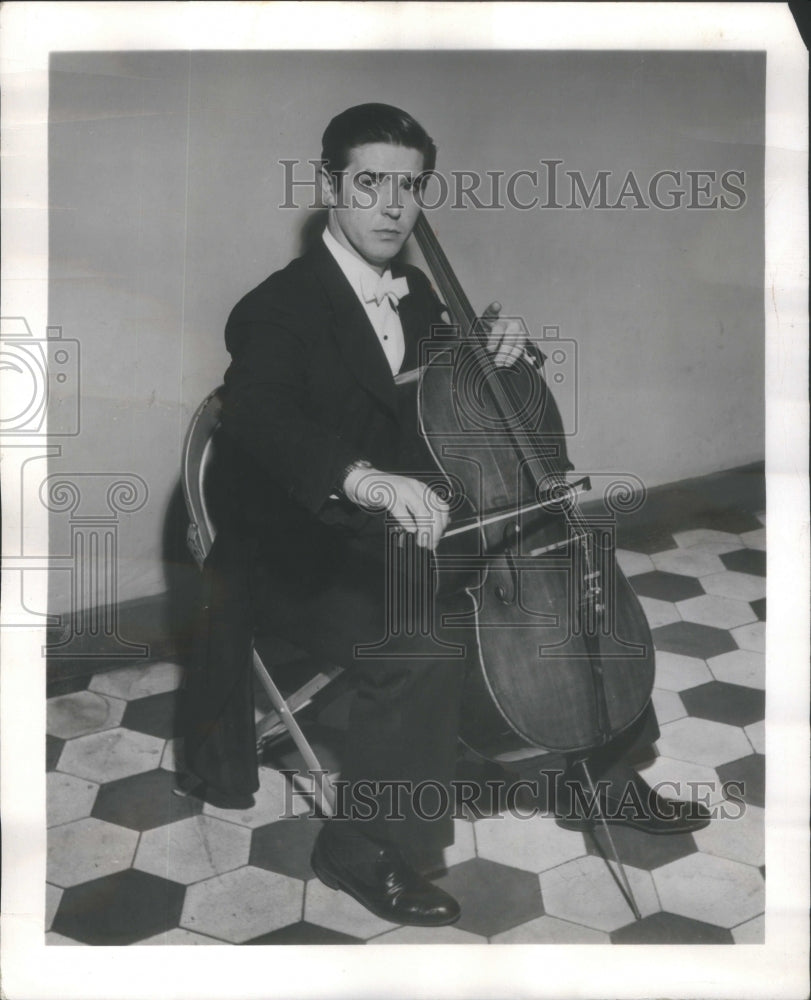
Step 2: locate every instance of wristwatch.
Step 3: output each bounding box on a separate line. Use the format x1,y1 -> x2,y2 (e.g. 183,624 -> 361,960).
336,459 -> 372,497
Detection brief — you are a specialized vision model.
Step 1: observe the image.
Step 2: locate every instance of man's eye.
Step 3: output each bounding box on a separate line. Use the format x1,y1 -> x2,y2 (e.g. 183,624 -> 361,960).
357,174 -> 378,188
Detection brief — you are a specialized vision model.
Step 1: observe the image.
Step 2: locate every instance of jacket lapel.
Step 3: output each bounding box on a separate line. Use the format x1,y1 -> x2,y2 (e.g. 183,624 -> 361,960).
392,261 -> 423,374
308,240 -> 397,414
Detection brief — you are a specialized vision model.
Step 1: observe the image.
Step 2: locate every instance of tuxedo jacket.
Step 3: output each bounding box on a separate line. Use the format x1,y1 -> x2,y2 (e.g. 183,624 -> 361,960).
213,237 -> 445,590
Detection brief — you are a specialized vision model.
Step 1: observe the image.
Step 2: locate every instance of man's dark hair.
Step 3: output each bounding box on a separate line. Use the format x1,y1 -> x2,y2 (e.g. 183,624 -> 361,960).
321,103 -> 437,178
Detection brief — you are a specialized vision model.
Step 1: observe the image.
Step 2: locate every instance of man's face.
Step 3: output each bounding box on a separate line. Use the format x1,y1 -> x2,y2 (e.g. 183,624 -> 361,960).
323,142 -> 425,273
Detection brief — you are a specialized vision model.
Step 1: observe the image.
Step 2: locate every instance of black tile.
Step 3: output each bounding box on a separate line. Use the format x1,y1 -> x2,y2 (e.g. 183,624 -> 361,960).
47,674 -> 91,698
52,869 -> 185,945
121,690 -> 180,740
680,682 -> 765,727
720,548 -> 766,577
611,911 -> 733,944
92,768 -> 203,830
630,571 -> 704,603
250,816 -> 323,880
652,622 -> 737,659
615,524 -> 676,555
717,754 -> 765,809
584,821 -> 698,871
432,858 -> 543,937
750,598 -> 766,622
245,921 -> 363,945
46,734 -> 65,772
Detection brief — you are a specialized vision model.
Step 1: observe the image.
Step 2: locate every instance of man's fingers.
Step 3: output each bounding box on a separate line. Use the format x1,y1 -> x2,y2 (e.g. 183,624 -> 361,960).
493,320 -> 527,367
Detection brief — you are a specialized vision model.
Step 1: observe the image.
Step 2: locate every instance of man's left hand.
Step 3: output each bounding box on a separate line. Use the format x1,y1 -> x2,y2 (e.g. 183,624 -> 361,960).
481,301 -> 527,368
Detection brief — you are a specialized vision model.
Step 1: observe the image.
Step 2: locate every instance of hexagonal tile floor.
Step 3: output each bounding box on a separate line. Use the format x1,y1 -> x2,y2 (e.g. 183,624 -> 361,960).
46,492 -> 766,945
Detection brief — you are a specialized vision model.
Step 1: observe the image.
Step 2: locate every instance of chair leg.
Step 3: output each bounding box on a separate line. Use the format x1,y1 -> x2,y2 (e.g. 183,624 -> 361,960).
255,665 -> 343,746
251,649 -> 337,817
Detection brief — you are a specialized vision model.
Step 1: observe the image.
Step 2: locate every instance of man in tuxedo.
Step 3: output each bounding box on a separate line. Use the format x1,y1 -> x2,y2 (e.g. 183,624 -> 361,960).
185,103 -> 709,928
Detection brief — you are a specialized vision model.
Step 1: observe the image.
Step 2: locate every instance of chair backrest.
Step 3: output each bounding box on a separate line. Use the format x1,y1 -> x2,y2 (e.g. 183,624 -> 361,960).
181,387 -> 224,569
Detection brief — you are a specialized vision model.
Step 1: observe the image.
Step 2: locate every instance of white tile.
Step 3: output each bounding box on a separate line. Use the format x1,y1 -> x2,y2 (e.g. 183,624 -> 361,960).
47,817 -> 139,888
135,814 -> 251,885
304,876 -> 398,939
203,766 -> 310,828
707,649 -> 765,689
687,541 -> 745,555
46,883 -> 63,932
160,736 -> 185,773
740,528 -> 766,551
46,932 -> 86,946
616,549 -> 654,577
57,728 -> 165,783
654,651 -> 713,692
181,867 -> 303,943
653,853 -> 764,928
676,594 -> 756,630
651,549 -> 725,578
673,529 -> 742,549
744,720 -> 765,755
137,928 -> 228,945
638,596 -> 681,628
701,571 -> 766,602
637,755 -> 725,806
755,512 -> 766,527
539,856 -> 658,932
47,690 -> 126,739
369,925 -> 487,944
731,621 -> 765,653
437,818 -> 476,870
693,804 -> 764,868
491,914 -> 609,944
656,717 -> 752,768
88,661 -> 185,700
474,813 -> 587,874
651,688 -> 687,725
732,913 -> 765,943
47,772 -> 99,827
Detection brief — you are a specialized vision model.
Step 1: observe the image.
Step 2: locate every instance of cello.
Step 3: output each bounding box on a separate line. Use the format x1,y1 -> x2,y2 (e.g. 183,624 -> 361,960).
410,211 -> 656,918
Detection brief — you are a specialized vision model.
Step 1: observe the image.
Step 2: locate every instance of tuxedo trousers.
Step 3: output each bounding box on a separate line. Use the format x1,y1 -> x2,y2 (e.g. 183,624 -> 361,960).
184,524 -> 471,857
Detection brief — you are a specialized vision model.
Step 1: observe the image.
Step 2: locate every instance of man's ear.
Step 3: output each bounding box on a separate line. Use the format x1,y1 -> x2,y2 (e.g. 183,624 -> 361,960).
319,166 -> 339,209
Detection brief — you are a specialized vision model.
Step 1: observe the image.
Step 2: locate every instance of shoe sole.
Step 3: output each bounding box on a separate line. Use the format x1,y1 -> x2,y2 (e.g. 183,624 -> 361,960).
555,815 -> 710,836
310,851 -> 461,927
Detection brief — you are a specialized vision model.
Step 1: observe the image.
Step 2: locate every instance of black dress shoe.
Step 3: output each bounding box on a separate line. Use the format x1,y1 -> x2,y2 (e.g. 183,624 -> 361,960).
554,770 -> 711,835
310,828 -> 461,927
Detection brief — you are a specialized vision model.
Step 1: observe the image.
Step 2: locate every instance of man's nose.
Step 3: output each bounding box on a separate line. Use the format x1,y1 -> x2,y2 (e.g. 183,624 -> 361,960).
382,180 -> 404,216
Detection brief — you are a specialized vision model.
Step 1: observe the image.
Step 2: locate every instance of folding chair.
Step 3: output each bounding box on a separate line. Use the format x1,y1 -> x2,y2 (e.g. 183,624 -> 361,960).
181,386 -> 341,813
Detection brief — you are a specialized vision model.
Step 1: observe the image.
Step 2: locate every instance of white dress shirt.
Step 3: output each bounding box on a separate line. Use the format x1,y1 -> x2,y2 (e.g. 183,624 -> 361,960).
322,227 -> 407,375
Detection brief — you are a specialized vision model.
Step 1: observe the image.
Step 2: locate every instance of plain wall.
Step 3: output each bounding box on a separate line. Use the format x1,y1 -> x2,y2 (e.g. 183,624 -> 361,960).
47,49 -> 765,614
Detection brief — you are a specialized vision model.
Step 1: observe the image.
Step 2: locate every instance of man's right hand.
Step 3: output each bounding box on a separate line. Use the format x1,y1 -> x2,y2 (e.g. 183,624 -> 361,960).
342,466 -> 450,550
